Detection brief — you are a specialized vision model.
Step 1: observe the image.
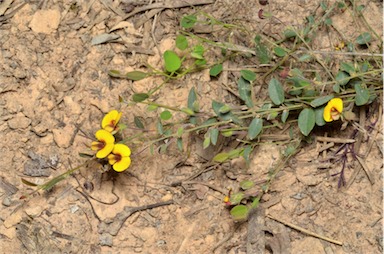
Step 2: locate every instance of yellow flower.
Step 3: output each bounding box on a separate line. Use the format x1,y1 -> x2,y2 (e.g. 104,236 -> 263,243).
91,129 -> 115,158
108,144 -> 131,172
323,98 -> 343,122
102,110 -> 122,133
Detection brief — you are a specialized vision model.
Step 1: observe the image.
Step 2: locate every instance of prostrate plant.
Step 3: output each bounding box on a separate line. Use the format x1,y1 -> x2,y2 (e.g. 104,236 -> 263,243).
21,110 -> 132,198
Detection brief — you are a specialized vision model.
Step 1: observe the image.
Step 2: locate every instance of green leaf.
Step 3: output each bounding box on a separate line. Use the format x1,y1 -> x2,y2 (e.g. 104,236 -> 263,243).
356,32 -> 371,45
315,107 -> 326,126
177,138 -> 183,151
147,104 -> 158,111
240,180 -> 254,190
194,59 -> 206,66
284,29 -> 297,38
230,205 -> 249,221
125,71 -> 148,81
157,121 -> 164,135
134,116 -> 145,129
240,70 -> 256,82
268,78 -> 285,105
221,130 -> 233,137
187,87 -> 198,112
219,104 -> 231,114
238,77 -> 253,108
247,118 -> 263,140
108,69 -> 122,77
310,95 -> 334,108
354,83 -> 369,106
274,47 -> 286,57
132,93 -> 149,102
298,108 -> 315,136
177,127 -> 184,137
78,152 -> 94,158
210,129 -> 219,145
191,45 -> 204,59
281,109 -> 289,123
181,107 -> 195,116
160,110 -> 172,120
230,193 -> 245,205
181,14 -> 197,28
324,18 -> 332,26
242,145 -> 252,164
203,136 -> 210,149
251,196 -> 260,209
335,71 -> 350,86
333,84 -> 340,93
228,148 -> 243,159
320,2 -> 327,10
210,64 -> 223,77
340,62 -> 355,75
212,101 -> 242,125
213,152 -> 229,163
254,35 -> 270,64
176,34 -> 188,50
163,50 -> 181,73
21,178 -> 39,187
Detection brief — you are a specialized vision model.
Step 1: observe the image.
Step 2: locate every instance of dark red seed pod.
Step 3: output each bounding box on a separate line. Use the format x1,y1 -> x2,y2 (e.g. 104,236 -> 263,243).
258,9 -> 265,19
259,0 -> 269,5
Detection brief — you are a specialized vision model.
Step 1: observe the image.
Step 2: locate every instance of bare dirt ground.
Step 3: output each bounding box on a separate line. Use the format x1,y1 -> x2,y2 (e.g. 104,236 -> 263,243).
0,0 -> 382,253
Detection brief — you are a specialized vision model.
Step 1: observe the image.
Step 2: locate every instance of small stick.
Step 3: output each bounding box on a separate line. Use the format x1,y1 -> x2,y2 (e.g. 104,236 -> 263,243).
267,214 -> 343,246
316,136 -> 355,143
122,0 -> 215,20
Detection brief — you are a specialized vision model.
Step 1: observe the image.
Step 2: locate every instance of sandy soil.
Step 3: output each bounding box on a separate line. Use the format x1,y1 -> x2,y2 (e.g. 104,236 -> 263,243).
0,0 -> 382,253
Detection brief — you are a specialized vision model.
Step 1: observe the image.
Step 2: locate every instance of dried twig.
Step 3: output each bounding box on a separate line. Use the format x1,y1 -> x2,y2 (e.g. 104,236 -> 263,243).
267,214 -> 343,246
316,136 -> 356,143
98,200 -> 174,236
121,0 -> 215,21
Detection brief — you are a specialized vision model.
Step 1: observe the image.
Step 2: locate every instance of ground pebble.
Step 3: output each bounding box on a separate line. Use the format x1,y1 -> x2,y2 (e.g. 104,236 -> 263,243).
7,115 -> 31,129
99,233 -> 113,247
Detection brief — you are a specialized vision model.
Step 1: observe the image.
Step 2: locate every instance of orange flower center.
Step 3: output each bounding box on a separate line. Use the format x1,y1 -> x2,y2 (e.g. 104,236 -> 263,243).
112,153 -> 122,162
96,140 -> 106,150
330,107 -> 341,120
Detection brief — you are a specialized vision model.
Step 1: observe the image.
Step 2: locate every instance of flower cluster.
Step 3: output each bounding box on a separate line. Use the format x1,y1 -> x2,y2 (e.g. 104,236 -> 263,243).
91,110 -> 131,172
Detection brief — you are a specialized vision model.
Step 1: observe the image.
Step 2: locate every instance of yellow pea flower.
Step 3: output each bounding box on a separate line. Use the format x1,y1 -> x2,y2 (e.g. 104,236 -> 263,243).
323,98 -> 343,122
91,129 -> 115,158
102,110 -> 122,133
108,144 -> 131,172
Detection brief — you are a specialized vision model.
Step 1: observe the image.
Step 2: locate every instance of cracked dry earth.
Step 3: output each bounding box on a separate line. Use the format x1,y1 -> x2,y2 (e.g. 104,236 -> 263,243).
0,0 -> 383,254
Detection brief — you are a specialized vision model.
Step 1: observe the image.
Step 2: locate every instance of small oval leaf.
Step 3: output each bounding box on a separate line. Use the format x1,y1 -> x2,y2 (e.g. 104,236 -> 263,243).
268,78 -> 285,105
176,34 -> 188,50
240,70 -> 257,82
354,83 -> 369,106
132,93 -> 149,102
210,129 -> 219,145
210,64 -> 223,77
247,118 -> 263,140
310,95 -> 334,108
160,110 -> 172,120
213,152 -> 229,163
164,50 -> 181,73
298,108 -> 315,136
230,205 -> 249,221
240,180 -> 254,190
125,71 -> 148,81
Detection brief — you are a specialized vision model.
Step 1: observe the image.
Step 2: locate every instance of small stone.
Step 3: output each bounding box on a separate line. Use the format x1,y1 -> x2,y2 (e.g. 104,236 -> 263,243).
29,9 -> 61,34
7,115 -> 31,129
99,233 -> 113,246
52,125 -> 75,148
25,205 -> 44,217
69,205 -> 79,214
2,197 -> 11,207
